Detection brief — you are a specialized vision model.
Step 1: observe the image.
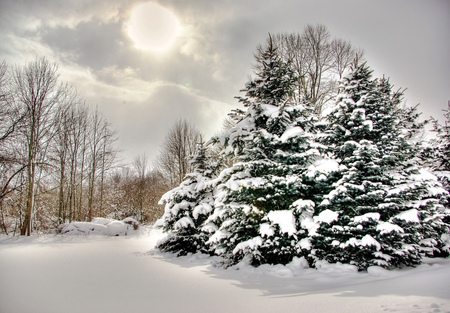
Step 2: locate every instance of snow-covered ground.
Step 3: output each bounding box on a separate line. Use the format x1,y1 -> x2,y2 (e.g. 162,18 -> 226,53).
1,227 -> 450,313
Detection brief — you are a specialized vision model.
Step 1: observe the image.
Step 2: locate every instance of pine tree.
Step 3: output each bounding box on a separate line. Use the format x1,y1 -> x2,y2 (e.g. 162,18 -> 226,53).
157,142 -> 216,255
426,103 -> 450,192
308,62 -> 450,270
435,103 -> 450,171
422,102 -> 450,249
206,35 -> 326,266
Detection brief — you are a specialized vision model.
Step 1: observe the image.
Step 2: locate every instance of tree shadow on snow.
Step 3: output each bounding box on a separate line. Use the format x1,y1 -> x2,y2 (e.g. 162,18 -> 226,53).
150,249 -> 450,301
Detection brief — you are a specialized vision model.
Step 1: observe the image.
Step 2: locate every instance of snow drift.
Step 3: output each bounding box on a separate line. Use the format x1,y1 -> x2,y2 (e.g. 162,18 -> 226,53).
60,217 -> 139,236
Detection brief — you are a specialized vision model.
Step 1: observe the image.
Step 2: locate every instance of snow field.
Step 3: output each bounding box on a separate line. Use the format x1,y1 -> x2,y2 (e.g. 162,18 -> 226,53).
0,227 -> 450,313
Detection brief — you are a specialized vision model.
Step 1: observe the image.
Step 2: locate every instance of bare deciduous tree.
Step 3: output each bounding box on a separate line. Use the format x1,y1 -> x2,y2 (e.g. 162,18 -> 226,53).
53,92 -> 89,223
157,119 -> 202,188
132,153 -> 148,221
0,58 -> 119,234
11,57 -> 65,235
0,60 -> 25,194
0,60 -> 27,234
86,108 -> 117,221
269,24 -> 364,116
105,164 -> 166,223
0,61 -> 23,145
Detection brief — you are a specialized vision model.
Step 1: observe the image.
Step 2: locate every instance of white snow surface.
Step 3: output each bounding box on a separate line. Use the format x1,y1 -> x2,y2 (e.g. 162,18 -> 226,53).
1,227 -> 450,313
393,208 -> 421,223
377,221 -> 405,234
300,209 -> 339,236
315,209 -> 339,224
174,216 -> 195,230
306,158 -> 340,179
353,212 -> 381,223
192,203 -> 213,220
259,223 -> 275,237
280,126 -> 304,142
266,210 -> 297,236
340,234 -> 382,251
233,236 -> 263,254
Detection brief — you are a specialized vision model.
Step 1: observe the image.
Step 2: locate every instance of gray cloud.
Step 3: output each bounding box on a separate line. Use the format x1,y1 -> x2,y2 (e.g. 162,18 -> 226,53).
1,0 -> 449,166
101,83 -> 234,163
41,21 -> 127,70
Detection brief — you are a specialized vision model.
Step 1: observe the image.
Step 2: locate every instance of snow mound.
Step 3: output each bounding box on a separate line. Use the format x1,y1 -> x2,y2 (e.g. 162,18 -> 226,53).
60,222 -> 107,235
367,266 -> 393,277
315,260 -> 358,273
60,218 -> 139,236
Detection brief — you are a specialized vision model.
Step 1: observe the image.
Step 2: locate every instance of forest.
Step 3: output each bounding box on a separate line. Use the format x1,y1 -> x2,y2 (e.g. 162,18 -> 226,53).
0,57 -> 171,235
1,26 -> 449,271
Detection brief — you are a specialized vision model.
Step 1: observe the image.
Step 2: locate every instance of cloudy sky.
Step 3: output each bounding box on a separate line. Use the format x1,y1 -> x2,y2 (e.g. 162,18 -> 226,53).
1,0 -> 449,165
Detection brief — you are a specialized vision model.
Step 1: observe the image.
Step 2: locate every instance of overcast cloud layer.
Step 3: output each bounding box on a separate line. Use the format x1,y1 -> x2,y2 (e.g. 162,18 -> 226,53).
0,0 -> 449,165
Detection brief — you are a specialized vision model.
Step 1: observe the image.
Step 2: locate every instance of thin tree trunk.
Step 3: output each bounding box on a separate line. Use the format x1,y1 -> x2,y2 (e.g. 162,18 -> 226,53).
0,199 -> 8,235
21,160 -> 35,236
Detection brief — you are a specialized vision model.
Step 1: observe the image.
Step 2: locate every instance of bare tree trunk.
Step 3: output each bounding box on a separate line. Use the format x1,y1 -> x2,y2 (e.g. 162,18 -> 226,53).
58,153 -> 66,223
99,142 -> 106,217
0,199 -> 8,235
78,131 -> 87,220
21,159 -> 35,235
87,110 -> 100,221
133,153 -> 148,222
85,109 -> 117,221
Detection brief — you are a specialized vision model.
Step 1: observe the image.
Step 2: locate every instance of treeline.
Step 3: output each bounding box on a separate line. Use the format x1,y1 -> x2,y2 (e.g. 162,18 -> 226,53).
0,58 -> 168,235
3,24 -> 448,242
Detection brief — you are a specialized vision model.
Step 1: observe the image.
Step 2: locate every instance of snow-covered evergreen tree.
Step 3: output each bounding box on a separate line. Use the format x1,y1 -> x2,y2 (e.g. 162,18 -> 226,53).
156,41 -> 449,272
424,103 -> 450,194
434,103 -> 450,172
157,143 -> 216,255
205,36 -> 327,266
307,62 -> 450,270
421,103 -> 450,255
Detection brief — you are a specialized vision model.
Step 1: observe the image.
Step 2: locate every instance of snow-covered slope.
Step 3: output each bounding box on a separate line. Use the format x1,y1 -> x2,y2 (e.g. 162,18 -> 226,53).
0,227 -> 449,313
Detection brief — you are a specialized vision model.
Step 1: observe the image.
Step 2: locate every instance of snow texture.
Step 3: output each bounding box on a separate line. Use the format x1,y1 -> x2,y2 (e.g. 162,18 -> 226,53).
314,209 -> 339,224
259,223 -> 275,237
266,210 -> 296,236
174,216 -> 195,230
192,203 -> 213,220
306,158 -> 340,180
233,236 -> 263,255
340,234 -> 382,251
393,209 -> 420,223
2,227 -> 449,313
353,212 -> 381,223
280,126 -> 304,142
376,221 -> 404,234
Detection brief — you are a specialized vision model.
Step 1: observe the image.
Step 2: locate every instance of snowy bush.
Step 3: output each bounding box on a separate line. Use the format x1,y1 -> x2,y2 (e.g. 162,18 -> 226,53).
60,218 -> 139,236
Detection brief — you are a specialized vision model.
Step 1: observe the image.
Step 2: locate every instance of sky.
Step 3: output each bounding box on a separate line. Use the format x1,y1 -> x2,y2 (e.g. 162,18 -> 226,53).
0,0 -> 449,166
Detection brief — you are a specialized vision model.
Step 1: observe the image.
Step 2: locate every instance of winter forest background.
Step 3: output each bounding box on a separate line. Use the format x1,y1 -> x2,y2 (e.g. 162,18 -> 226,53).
1,25 -> 449,270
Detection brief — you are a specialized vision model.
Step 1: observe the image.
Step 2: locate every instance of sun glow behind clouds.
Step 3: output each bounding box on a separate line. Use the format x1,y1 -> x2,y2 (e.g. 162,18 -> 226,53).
127,2 -> 180,52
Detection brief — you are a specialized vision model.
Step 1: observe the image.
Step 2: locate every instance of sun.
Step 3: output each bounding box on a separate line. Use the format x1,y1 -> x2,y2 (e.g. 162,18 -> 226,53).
127,2 -> 180,52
